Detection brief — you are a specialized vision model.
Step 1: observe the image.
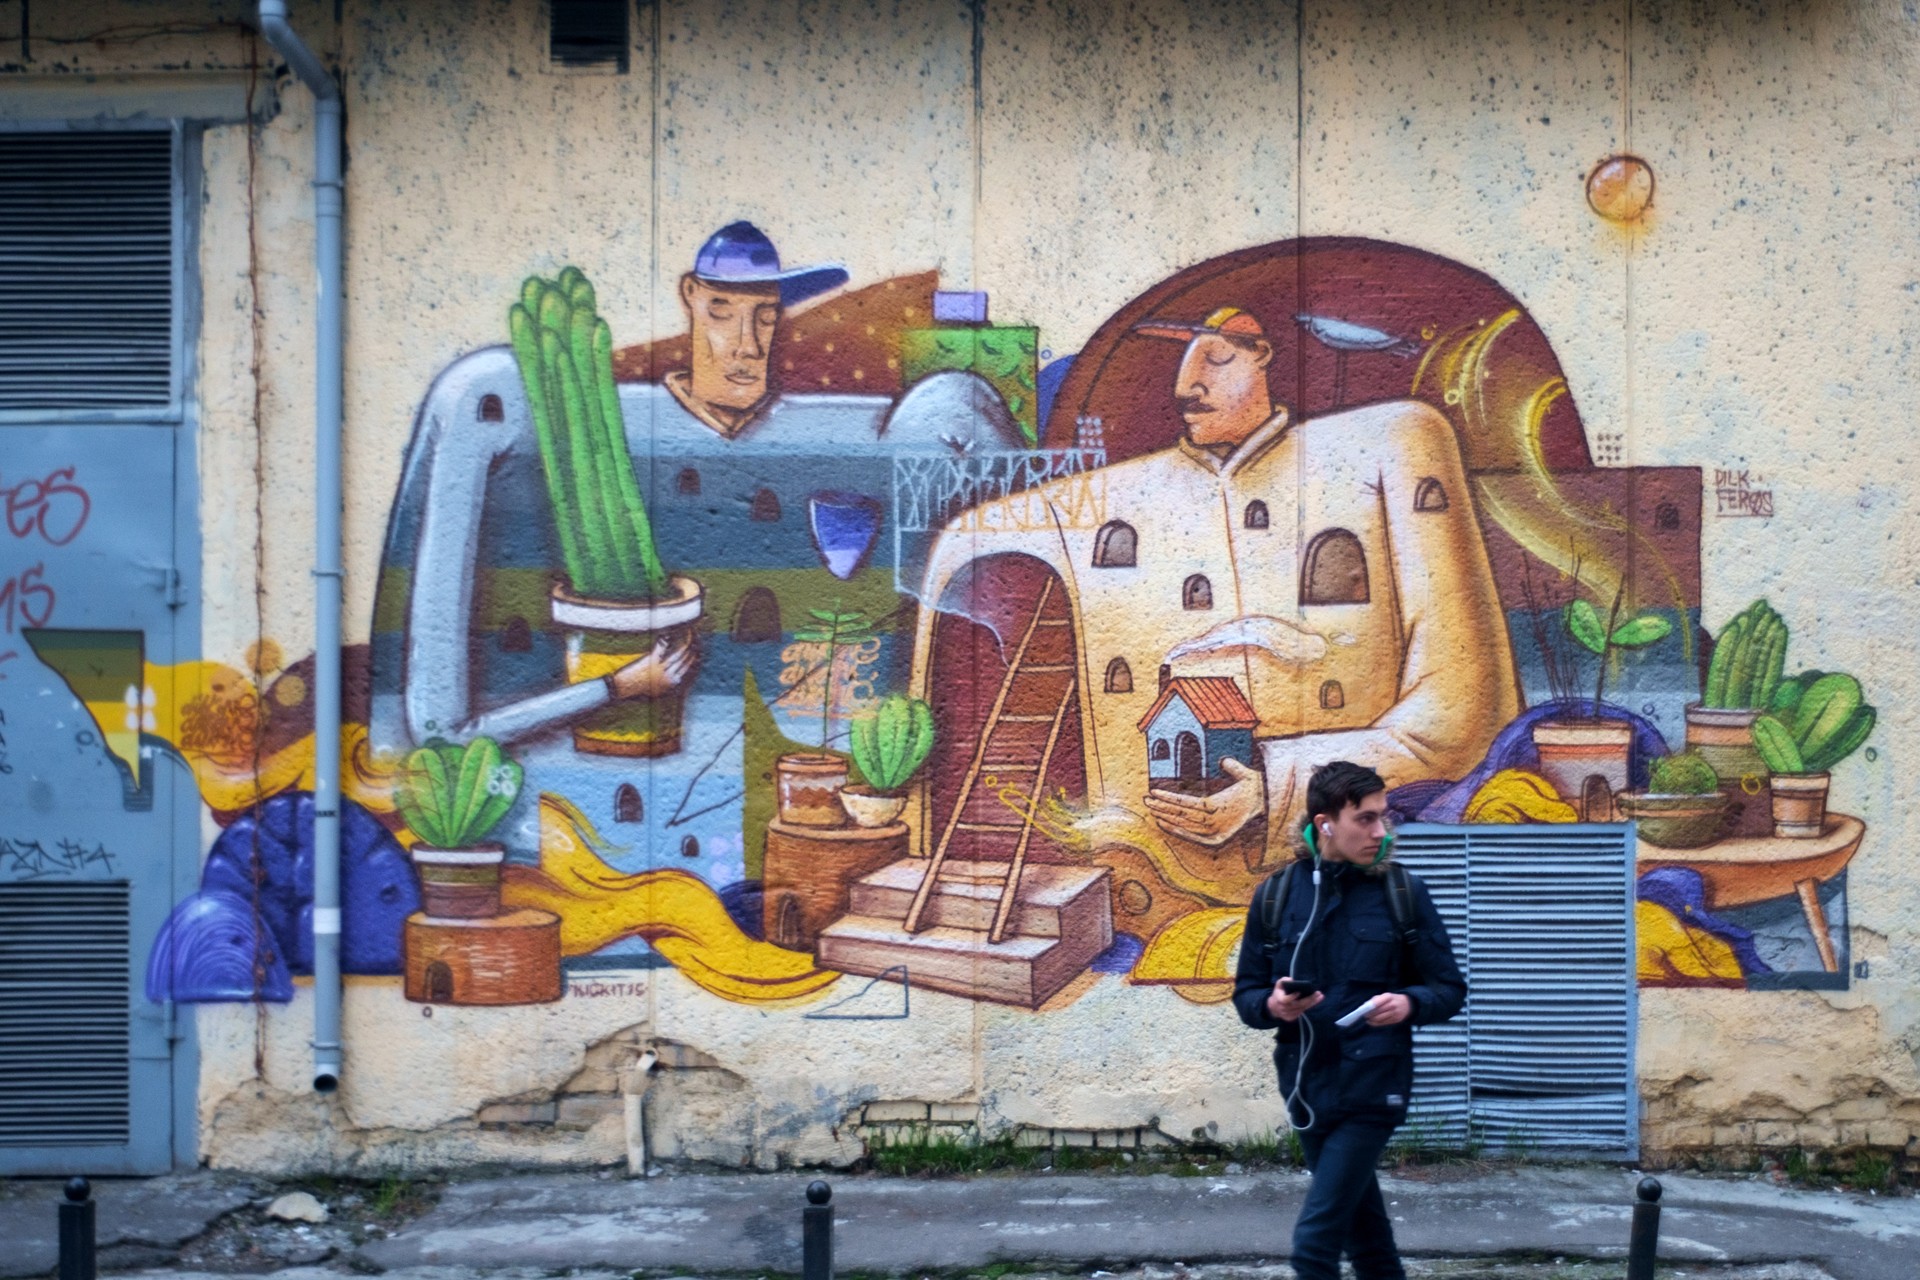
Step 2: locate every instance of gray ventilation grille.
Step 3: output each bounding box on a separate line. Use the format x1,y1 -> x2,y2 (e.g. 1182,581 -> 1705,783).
550,0 -> 630,73
0,882 -> 132,1146
1393,824 -> 1636,1158
0,132 -> 175,411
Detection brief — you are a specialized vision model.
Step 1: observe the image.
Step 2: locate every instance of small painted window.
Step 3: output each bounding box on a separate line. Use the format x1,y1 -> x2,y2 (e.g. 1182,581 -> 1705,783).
1655,501 -> 1680,531
677,467 -> 701,496
1092,520 -> 1137,568
614,783 -> 644,823
1413,477 -> 1448,512
1300,529 -> 1369,605
500,616 -> 533,653
1183,574 -> 1213,610
680,836 -> 700,859
750,488 -> 782,522
1320,680 -> 1345,710
1105,657 -> 1133,694
1151,739 -> 1171,761
732,586 -> 781,642
1244,500 -> 1270,529
425,961 -> 453,1004
478,393 -> 504,423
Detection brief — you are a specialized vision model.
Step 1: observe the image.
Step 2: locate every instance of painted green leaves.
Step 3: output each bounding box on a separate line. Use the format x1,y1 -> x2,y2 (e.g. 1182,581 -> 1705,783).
1566,598 -> 1673,655
793,606 -> 876,647
396,737 -> 522,849
1647,751 -> 1719,796
511,268 -> 669,602
850,694 -> 936,795
1702,598 -> 1787,709
1753,672 -> 1875,776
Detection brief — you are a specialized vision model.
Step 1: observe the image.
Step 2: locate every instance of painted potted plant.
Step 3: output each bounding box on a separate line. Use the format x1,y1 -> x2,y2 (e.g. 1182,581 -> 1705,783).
841,693 -> 936,828
775,603 -> 875,826
1530,592 -> 1671,810
1751,671 -> 1875,838
512,267 -> 701,758
1685,598 -> 1786,788
396,736 -> 523,918
1617,751 -> 1733,848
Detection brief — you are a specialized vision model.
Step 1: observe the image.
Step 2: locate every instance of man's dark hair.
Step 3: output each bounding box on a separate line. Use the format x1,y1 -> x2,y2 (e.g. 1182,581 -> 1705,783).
1302,760 -> 1387,834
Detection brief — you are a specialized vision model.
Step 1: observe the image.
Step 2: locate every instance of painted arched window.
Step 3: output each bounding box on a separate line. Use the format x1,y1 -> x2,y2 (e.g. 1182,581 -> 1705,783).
1655,501 -> 1680,531
732,586 -> 781,642
1413,477 -> 1449,512
680,835 -> 700,859
1244,500 -> 1270,529
614,783 -> 644,823
500,615 -> 532,653
750,488 -> 782,522
1320,680 -> 1345,710
1300,529 -> 1369,605
677,467 -> 701,496
1183,574 -> 1213,610
1105,657 -> 1133,694
477,393 -> 504,422
1151,739 -> 1171,761
1092,520 -> 1137,568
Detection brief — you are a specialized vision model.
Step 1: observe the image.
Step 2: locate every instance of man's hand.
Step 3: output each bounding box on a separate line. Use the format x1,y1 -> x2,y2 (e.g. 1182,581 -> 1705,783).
1143,757 -> 1264,846
609,632 -> 698,701
1365,993 -> 1413,1026
1266,978 -> 1324,1022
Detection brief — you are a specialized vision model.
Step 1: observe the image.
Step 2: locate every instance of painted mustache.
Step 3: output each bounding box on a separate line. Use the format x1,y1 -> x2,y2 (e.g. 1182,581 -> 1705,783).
1176,397 -> 1216,415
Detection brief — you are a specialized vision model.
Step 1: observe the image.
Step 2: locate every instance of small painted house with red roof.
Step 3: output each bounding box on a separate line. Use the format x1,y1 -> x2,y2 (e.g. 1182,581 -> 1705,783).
1136,675 -> 1260,784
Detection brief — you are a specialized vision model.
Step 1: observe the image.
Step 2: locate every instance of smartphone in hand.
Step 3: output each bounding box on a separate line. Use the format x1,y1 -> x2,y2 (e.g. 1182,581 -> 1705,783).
1279,979 -> 1318,997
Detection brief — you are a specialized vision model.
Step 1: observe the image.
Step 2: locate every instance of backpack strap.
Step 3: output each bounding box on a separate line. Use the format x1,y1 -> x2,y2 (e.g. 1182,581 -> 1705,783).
1259,860 -> 1299,941
1384,862 -> 1421,949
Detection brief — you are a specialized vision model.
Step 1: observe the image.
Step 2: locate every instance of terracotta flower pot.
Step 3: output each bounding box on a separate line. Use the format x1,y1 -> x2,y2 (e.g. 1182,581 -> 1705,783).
551,576 -> 703,758
412,844 -> 505,919
1532,719 -> 1633,813
1770,772 -> 1831,839
776,752 -> 848,827
839,783 -> 908,828
1683,704 -> 1769,786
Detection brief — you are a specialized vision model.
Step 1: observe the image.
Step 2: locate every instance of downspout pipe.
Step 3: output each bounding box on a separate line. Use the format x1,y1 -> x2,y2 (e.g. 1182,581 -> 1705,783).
258,0 -> 345,1095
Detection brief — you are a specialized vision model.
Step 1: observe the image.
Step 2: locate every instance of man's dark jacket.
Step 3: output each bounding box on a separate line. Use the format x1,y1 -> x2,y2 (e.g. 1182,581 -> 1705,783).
1233,857 -> 1467,1125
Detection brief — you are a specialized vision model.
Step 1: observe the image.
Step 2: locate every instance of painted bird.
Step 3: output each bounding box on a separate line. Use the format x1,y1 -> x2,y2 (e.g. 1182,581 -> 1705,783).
1293,313 -> 1422,357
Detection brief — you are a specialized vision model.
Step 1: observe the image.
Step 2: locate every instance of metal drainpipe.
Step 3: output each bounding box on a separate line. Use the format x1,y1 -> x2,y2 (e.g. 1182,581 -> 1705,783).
258,0 -> 345,1094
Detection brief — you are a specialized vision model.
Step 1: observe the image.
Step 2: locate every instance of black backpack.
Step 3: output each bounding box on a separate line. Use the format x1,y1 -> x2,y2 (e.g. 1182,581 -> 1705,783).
1258,858 -> 1421,955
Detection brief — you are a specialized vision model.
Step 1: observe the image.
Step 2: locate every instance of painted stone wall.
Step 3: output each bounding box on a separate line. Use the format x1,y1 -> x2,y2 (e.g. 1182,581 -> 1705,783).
6,0 -> 1920,1171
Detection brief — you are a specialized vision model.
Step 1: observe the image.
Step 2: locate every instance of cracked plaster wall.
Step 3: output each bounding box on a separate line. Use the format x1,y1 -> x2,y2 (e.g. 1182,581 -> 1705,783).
8,0 -> 1920,1171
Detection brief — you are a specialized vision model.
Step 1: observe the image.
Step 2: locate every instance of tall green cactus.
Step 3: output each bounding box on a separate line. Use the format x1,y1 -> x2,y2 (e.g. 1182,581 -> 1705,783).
510,269 -> 669,601
850,694 -> 936,795
1702,598 -> 1788,709
395,737 -> 523,848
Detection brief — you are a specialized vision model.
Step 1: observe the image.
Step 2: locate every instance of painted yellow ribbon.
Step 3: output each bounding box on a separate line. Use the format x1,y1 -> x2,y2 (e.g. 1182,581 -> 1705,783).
501,794 -> 842,1005
1126,906 -> 1245,1004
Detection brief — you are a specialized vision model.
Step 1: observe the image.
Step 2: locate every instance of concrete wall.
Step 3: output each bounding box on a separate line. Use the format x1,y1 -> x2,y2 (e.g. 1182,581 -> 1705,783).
5,0 -> 1919,1172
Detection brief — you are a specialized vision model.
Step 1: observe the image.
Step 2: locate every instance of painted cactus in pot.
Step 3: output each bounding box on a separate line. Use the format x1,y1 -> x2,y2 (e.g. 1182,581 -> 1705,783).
1752,672 -> 1875,838
841,694 -> 936,827
397,737 -> 523,918
510,268 -> 702,756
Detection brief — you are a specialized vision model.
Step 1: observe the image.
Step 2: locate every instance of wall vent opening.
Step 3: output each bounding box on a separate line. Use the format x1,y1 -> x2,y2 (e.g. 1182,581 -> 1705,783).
550,0 -> 631,74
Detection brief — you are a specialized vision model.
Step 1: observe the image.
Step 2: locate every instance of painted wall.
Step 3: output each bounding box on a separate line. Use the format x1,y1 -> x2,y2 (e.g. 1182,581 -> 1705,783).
6,0 -> 1920,1171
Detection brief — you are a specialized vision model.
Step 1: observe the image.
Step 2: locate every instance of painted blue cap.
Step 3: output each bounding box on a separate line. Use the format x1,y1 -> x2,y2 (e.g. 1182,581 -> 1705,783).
692,221 -> 849,308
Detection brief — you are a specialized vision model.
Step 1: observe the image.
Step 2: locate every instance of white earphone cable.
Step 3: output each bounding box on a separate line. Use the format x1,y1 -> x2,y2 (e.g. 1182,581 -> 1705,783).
1282,854 -> 1324,1132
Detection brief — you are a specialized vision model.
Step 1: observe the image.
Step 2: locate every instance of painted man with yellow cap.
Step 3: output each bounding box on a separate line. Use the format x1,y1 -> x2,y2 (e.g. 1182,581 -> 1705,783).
911,304 -> 1519,861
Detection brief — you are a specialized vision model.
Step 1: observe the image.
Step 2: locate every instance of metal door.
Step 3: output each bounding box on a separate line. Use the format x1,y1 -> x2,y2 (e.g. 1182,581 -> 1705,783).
0,429 -> 194,1175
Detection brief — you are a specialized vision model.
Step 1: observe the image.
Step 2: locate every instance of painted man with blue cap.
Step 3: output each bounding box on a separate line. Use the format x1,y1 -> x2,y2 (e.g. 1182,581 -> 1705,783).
663,221 -> 850,437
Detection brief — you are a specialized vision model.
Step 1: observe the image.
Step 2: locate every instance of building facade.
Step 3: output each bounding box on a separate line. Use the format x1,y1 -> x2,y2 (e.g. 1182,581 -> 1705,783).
2,0 -> 1918,1175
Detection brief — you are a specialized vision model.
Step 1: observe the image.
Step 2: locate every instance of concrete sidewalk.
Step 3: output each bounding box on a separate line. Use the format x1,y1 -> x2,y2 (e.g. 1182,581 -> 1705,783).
2,1166 -> 1915,1280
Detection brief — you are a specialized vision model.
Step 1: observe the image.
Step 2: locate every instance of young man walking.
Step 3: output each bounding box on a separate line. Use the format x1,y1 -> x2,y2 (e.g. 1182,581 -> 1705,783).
1233,761 -> 1467,1280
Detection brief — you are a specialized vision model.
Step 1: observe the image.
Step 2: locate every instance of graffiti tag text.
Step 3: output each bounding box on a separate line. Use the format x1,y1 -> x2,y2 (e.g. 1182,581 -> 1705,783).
1714,468 -> 1774,519
2,467 -> 92,547
0,836 -> 117,879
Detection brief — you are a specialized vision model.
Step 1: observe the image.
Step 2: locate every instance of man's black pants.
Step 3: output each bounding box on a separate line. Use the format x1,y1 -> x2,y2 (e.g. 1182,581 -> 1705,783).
1291,1115 -> 1405,1280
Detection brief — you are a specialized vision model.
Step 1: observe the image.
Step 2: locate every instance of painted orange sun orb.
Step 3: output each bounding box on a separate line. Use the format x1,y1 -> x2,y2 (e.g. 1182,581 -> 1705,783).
1587,155 -> 1654,222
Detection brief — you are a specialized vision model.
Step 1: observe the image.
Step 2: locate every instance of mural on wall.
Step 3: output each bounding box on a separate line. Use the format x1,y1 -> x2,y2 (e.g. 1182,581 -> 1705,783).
105,225 -> 1873,1016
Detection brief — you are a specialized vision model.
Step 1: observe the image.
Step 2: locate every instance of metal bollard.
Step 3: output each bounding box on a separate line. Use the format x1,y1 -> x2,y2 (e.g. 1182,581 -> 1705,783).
59,1177 -> 96,1280
802,1180 -> 833,1280
1626,1175 -> 1662,1280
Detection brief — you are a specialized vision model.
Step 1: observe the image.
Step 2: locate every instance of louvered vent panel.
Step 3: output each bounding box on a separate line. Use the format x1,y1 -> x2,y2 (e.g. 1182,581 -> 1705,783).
1392,829 -> 1472,1148
0,883 -> 132,1146
1466,827 -> 1635,1155
0,132 -> 174,410
550,0 -> 630,72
